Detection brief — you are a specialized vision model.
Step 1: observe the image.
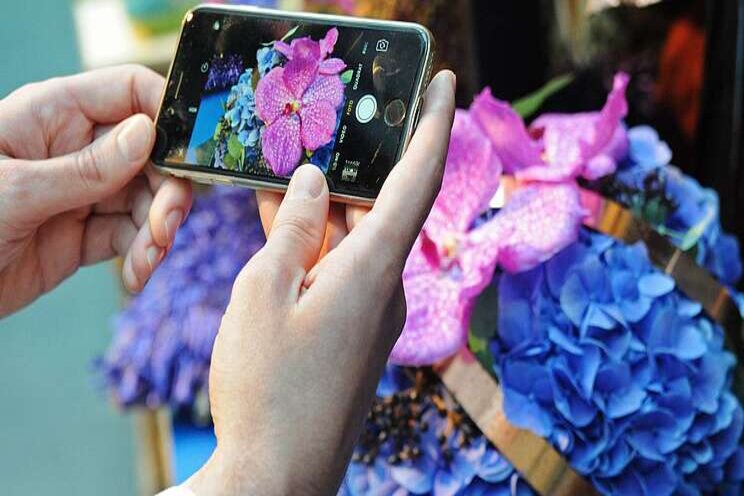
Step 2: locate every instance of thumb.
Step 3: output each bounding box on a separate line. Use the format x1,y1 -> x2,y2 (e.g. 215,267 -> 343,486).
262,164 -> 329,286
18,114 -> 154,220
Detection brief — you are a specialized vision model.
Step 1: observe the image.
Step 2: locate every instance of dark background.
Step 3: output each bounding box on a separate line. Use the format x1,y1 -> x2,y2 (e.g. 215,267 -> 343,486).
471,0 -> 743,288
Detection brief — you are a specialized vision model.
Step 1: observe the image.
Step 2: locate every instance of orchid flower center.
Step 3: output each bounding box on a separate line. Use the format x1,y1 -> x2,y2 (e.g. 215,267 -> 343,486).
283,100 -> 301,116
441,235 -> 459,264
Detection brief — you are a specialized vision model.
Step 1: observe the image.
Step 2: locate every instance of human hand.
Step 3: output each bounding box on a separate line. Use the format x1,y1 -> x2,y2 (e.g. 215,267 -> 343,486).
0,65 -> 192,317
186,70 -> 456,496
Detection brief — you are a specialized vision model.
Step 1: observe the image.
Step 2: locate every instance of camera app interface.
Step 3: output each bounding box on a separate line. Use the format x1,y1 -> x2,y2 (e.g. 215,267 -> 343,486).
154,8 -> 428,198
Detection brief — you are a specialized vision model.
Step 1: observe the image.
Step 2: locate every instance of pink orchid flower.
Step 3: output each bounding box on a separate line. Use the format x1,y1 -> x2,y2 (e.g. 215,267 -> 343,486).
391,74 -> 630,366
255,28 -> 346,176
470,73 -> 630,183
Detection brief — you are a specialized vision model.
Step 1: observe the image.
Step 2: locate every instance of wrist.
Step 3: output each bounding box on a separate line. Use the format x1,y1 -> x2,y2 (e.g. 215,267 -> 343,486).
184,447 -> 290,496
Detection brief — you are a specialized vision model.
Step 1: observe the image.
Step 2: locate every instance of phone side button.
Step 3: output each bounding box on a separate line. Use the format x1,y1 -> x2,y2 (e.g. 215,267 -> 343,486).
212,177 -> 234,186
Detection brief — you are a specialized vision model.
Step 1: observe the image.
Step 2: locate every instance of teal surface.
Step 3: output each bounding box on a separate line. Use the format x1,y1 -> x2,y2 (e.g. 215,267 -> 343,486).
0,1 -> 137,495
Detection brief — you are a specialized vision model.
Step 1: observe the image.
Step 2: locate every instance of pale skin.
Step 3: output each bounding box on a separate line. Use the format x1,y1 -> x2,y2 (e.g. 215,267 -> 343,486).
0,65 -> 456,495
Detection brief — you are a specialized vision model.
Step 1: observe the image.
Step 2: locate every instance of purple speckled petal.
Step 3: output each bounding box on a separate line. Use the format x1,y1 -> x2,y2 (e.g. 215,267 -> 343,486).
255,67 -> 294,125
274,40 -> 292,59
470,88 -> 544,173
471,183 -> 585,273
319,58 -> 347,75
299,101 -> 338,150
518,73 -> 629,182
302,74 -> 345,110
391,239 -> 471,366
319,27 -> 339,57
262,115 -> 303,176
282,38 -> 321,99
426,110 -> 503,239
581,72 -> 630,160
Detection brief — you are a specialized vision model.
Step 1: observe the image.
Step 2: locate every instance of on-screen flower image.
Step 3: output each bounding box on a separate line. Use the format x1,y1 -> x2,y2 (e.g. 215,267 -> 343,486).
255,27 -> 347,176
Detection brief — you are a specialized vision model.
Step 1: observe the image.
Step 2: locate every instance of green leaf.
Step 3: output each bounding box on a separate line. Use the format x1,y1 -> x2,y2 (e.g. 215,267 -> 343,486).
468,333 -> 495,375
213,121 -> 222,141
512,73 -> 574,119
340,69 -> 354,85
223,153 -> 238,171
467,282 -> 500,374
194,138 -> 216,165
227,134 -> 243,160
280,25 -> 299,42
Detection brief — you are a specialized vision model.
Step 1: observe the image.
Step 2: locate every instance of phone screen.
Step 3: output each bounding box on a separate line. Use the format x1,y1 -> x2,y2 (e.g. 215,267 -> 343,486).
153,7 -> 430,200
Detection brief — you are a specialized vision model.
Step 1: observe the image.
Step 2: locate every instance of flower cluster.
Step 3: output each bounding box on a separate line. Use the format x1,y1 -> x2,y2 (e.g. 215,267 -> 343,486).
205,54 -> 245,92
392,74 -> 629,366
489,229 -> 744,494
614,126 -> 742,286
256,27 -> 347,176
101,187 -> 265,408
225,68 -> 261,152
340,366 -> 533,496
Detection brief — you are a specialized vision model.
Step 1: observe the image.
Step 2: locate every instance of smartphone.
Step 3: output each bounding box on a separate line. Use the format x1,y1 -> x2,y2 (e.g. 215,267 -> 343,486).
151,4 -> 434,204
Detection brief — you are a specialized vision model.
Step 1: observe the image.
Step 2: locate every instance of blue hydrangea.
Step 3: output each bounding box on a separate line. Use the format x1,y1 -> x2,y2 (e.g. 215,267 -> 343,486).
616,126 -> 743,286
225,69 -> 262,154
491,230 -> 744,495
256,46 -> 282,77
101,187 -> 265,408
340,366 -> 533,496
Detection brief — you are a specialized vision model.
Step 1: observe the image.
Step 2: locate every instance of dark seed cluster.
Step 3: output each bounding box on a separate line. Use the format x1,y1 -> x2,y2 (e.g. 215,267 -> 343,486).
353,368 -> 480,467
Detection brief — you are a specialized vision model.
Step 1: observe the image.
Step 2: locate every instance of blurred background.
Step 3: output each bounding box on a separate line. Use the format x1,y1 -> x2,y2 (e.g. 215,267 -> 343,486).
0,0 -> 741,494
0,2 -> 137,495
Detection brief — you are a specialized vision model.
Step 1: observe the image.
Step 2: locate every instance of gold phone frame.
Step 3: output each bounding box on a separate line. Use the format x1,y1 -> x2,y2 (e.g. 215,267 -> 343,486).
152,4 -> 435,206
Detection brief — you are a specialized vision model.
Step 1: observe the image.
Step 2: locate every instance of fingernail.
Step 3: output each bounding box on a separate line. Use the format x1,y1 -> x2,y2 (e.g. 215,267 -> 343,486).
165,209 -> 183,242
117,115 -> 152,162
146,246 -> 164,272
288,164 -> 325,200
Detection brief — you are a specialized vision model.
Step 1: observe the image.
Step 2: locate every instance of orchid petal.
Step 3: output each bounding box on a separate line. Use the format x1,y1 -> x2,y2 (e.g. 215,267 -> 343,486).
426,110 -> 503,238
255,68 -> 294,125
274,40 -> 292,58
299,101 -> 338,151
319,57 -> 347,75
282,38 -> 321,98
470,88 -> 544,173
470,183 -> 585,273
261,115 -> 303,176
302,74 -> 345,110
518,73 -> 629,182
391,241 -> 470,365
320,27 -> 339,57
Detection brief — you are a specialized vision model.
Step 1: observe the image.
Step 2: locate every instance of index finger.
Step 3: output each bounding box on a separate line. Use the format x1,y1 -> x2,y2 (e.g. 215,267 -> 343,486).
356,70 -> 456,263
60,64 -> 164,123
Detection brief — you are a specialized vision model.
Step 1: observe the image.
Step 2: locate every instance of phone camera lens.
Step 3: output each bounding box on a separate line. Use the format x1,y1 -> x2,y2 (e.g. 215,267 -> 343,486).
384,99 -> 407,128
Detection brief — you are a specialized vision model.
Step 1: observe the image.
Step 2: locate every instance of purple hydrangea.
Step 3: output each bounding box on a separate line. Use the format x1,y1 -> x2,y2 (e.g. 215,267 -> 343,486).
490,230 -> 744,495
100,187 -> 265,408
340,366 -> 533,496
205,54 -> 245,92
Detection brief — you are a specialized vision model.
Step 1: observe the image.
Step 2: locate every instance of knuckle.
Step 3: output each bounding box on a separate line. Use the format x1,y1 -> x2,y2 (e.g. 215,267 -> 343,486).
273,211 -> 320,249
75,145 -> 105,188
